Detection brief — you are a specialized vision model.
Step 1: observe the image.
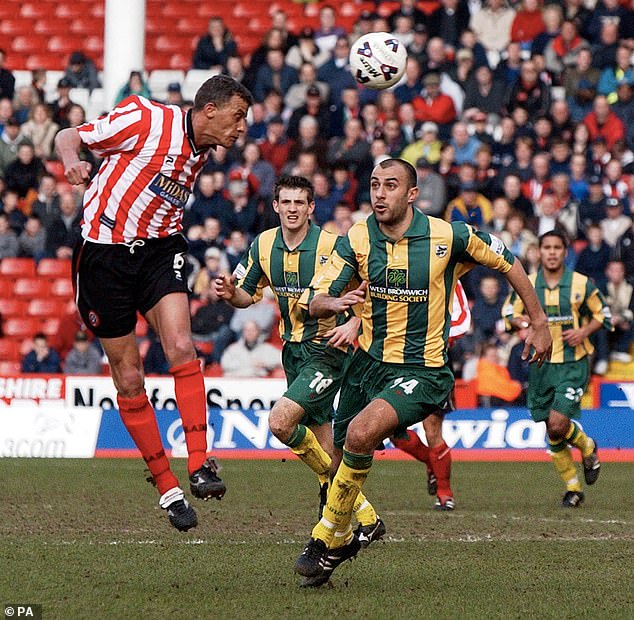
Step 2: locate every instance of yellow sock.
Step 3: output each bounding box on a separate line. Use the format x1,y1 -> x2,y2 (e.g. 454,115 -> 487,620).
287,424 -> 331,477
311,450 -> 373,546
353,491 -> 377,527
565,421 -> 595,458
549,440 -> 582,492
330,524 -> 353,549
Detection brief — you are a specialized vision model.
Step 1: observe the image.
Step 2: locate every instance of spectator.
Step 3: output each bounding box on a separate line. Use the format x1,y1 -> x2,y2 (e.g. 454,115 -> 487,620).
18,103 -> 59,159
312,172 -> 339,226
191,278 -> 235,364
330,161 -> 358,207
502,173 -> 534,220
287,84 -> 330,139
597,45 -> 634,104
326,117 -> 370,173
224,229 -> 248,274
550,100 -> 575,144
428,0 -> 470,48
476,343 -> 523,406
613,80 -> 634,150
259,116 -> 291,176
0,212 -> 18,258
323,202 -> 354,237
510,0 -> 545,51
0,97 -> 14,132
21,333 -> 62,374
0,117 -> 25,176
188,216 -> 225,264
532,3 -> 562,57
382,118 -> 408,158
44,191 -> 81,259
31,174 -> 60,228
601,198 -> 632,247
13,86 -> 37,125
0,189 -> 26,234
535,193 -> 562,236
0,49 -> 15,101
189,171 -> 229,228
64,330 -> 102,375
488,196 -> 511,234
235,141 -> 275,202
165,82 -> 184,107
507,326 -> 530,400
446,181 -> 493,227
450,121 -> 481,165
49,78 -> 75,127
253,49 -> 298,104
569,153 -> 590,203
314,5 -> 346,55
316,36 -> 357,105
586,0 -> 628,44
18,214 -> 46,260
584,95 -> 626,150
288,115 -> 329,171
284,62 -> 329,113
505,59 -> 551,120
246,29 -> 289,92
463,66 -> 507,120
193,246 -> 230,297
604,260 -> 634,363
576,224 -> 611,289
63,51 -> 101,93
469,0 -> 516,65
411,73 -> 457,127
614,219 -> 634,281
563,48 -> 599,102
544,20 -> 589,75
414,157 -> 446,217
285,27 -> 330,70
592,21 -> 621,70
192,17 -> 237,71
224,171 -> 258,236
394,57 -> 423,106
500,211 -> 538,260
3,142 -> 46,199
220,320 -> 282,378
114,71 -> 151,106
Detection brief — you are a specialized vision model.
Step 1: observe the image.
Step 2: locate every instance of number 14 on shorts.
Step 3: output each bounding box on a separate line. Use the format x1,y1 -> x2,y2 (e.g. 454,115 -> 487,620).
389,377 -> 420,395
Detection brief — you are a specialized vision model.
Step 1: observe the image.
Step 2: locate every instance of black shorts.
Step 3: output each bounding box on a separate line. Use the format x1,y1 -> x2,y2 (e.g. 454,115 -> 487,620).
72,234 -> 190,338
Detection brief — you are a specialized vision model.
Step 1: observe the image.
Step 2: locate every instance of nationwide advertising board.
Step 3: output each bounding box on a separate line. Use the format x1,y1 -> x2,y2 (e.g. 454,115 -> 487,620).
0,376 -> 632,460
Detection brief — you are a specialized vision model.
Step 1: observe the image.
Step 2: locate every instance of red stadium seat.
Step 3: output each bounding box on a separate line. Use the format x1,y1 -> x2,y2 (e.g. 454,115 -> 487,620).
40,318 -> 62,337
0,338 -> 21,361
0,299 -> 27,318
70,18 -> 104,36
169,54 -> 192,71
37,259 -> 72,279
0,19 -> 33,36
0,280 -> 12,297
13,278 -> 51,299
56,4 -> 87,19
176,17 -> 210,34
3,318 -> 40,340
48,36 -> 85,55
27,299 -> 66,318
34,18 -> 69,35
0,361 -> 22,375
0,258 -> 36,279
150,35 -> 195,54
21,3 -> 55,19
50,278 -> 74,299
26,54 -> 67,71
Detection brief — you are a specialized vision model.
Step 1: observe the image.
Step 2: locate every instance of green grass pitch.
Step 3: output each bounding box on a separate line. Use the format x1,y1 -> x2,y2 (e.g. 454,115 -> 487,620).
1,458 -> 633,619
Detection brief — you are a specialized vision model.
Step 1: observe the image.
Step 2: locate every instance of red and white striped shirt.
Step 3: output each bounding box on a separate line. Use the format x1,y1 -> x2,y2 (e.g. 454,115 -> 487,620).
77,96 -> 211,243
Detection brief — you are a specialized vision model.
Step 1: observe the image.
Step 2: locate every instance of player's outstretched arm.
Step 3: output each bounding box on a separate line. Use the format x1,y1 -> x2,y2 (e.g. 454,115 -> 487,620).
214,274 -> 253,308
504,260 -> 552,366
310,281 -> 368,318
54,128 -> 92,185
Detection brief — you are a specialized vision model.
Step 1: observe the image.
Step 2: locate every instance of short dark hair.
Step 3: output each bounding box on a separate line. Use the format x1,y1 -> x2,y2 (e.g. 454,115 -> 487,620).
377,158 -> 417,189
193,75 -> 253,111
274,175 -> 314,203
539,229 -> 568,248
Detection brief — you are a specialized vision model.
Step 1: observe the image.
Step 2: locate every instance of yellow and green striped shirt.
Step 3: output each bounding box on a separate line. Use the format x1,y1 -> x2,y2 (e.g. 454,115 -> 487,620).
304,208 -> 515,366
236,223 -> 345,343
503,268 -> 613,363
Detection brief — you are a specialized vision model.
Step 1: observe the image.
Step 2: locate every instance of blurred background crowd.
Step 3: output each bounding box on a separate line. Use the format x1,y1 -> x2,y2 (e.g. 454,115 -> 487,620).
0,0 -> 632,405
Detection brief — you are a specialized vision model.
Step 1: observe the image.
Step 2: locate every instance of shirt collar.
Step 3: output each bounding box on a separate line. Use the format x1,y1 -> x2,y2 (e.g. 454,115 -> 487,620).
185,109 -> 215,157
367,206 -> 429,242
273,222 -> 320,251
536,267 -> 572,290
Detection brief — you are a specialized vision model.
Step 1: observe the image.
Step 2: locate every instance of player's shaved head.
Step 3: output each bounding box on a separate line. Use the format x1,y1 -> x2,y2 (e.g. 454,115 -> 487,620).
377,158 -> 417,189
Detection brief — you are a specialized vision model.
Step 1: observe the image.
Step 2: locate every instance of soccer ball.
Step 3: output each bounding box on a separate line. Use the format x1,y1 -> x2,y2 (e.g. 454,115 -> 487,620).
349,32 -> 407,90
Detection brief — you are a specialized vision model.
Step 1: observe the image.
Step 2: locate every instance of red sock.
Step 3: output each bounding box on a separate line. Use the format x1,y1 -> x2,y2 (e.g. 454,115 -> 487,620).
170,359 -> 208,475
430,441 -> 453,498
392,429 -> 431,471
117,393 -> 178,495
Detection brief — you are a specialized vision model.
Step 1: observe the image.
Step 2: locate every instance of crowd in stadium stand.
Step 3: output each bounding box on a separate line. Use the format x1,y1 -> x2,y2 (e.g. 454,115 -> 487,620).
0,1 -> 633,398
